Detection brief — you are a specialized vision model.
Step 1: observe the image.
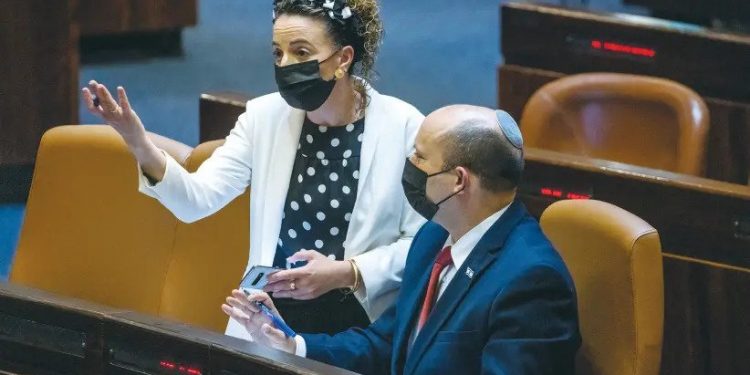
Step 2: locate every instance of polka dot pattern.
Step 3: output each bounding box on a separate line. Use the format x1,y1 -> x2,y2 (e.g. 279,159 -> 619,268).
273,116 -> 365,268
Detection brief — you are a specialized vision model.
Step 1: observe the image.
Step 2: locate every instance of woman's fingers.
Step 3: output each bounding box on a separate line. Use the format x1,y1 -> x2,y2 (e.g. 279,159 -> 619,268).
266,268 -> 305,284
95,83 -> 119,114
263,279 -> 293,293
117,86 -> 132,113
85,81 -> 104,114
287,249 -> 319,263
81,88 -> 102,115
87,80 -> 99,95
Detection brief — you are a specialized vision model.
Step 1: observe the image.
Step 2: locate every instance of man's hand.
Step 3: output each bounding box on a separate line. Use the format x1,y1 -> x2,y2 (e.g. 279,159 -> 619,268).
221,290 -> 296,353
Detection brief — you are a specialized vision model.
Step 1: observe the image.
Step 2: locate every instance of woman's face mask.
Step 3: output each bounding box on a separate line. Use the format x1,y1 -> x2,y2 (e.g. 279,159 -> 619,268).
274,52 -> 339,112
401,158 -> 463,221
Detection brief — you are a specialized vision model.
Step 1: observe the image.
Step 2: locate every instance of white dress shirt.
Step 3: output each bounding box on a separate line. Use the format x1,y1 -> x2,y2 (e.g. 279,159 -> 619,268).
295,204 -> 511,357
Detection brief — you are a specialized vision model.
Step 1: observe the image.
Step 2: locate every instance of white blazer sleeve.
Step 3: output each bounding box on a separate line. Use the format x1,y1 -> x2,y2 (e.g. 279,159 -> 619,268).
352,196 -> 425,313
137,107 -> 255,223
351,107 -> 427,317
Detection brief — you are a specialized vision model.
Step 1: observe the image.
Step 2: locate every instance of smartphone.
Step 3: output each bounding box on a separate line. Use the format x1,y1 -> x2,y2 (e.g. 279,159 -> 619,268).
240,265 -> 281,291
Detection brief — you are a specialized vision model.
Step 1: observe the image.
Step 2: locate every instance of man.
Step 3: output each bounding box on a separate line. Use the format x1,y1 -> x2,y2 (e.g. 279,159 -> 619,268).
223,105 -> 581,374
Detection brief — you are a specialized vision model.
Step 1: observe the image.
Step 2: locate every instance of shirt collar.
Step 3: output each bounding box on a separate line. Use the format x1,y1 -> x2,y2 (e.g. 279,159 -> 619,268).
444,204 -> 511,271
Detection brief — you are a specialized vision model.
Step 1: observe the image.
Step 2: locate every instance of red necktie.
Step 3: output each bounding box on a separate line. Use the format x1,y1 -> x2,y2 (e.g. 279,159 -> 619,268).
417,246 -> 453,330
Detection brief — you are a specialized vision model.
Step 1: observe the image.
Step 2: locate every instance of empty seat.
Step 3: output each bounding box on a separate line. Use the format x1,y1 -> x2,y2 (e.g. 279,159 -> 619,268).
11,126 -> 189,314
540,199 -> 664,375
12,125 -> 250,332
521,73 -> 710,176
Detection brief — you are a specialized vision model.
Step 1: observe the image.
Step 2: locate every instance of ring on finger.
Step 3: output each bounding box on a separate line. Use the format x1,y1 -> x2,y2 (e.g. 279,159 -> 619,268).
290,281 -> 296,291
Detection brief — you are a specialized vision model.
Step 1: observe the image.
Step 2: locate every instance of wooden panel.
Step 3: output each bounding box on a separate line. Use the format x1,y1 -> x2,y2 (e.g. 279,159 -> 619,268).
661,255 -> 750,375
199,92 -> 253,143
521,148 -> 750,265
0,0 -> 79,202
0,283 -> 116,374
498,64 -> 750,185
518,148 -> 750,375
78,0 -> 198,36
500,2 -> 750,101
624,0 -> 750,27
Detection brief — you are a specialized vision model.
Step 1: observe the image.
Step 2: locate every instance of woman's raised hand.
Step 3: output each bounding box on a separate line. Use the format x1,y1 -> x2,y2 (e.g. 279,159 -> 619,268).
82,80 -> 166,181
82,80 -> 147,145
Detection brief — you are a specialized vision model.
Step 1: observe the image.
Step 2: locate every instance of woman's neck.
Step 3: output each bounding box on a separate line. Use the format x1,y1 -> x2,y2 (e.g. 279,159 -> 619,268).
307,76 -> 362,126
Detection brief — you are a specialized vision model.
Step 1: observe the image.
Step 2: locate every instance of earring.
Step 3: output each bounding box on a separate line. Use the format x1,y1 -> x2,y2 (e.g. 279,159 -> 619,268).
335,68 -> 345,79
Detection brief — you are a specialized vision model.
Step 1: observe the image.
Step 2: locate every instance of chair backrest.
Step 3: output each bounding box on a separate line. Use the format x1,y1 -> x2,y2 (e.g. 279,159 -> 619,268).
158,140 -> 251,332
540,199 -> 664,375
520,73 -> 709,176
11,126 -> 189,314
12,126 -> 250,332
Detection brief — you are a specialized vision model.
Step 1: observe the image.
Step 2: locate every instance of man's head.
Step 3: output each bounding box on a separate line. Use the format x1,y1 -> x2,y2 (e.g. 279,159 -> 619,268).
402,105 -> 524,227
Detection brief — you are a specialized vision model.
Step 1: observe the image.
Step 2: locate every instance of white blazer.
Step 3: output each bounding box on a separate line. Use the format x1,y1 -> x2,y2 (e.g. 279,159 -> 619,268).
138,87 -> 426,339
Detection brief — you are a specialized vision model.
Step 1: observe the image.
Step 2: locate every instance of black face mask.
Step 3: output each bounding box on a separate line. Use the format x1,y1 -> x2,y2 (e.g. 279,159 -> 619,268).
274,53 -> 338,112
401,158 -> 463,221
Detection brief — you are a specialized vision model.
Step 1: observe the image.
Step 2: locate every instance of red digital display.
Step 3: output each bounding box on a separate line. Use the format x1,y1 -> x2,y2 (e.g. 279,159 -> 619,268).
540,187 -> 591,200
590,39 -> 656,58
159,360 -> 202,375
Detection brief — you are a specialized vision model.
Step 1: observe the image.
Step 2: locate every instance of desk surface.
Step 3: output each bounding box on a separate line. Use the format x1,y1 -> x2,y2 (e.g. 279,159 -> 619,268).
0,282 -> 357,375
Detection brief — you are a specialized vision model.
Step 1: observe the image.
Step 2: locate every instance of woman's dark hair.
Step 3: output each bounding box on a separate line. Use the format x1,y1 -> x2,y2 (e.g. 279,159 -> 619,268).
273,0 -> 384,109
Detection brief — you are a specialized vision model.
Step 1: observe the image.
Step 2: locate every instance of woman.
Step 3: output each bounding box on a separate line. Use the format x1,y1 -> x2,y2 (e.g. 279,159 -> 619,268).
81,0 -> 424,338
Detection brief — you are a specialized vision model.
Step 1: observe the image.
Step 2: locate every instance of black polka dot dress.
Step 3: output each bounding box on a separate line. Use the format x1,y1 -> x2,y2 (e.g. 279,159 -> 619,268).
271,116 -> 370,335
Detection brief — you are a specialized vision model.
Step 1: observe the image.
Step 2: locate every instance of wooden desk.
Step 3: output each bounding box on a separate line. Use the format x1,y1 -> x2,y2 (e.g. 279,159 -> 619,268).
0,283 -> 356,375
498,2 -> 750,185
520,148 -> 750,375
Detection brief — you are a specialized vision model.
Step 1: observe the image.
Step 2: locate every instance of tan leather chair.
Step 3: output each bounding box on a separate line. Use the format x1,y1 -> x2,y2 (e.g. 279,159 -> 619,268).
11,126 -> 188,314
12,126 -> 250,332
521,73 -> 710,176
158,140 -> 250,332
540,200 -> 664,375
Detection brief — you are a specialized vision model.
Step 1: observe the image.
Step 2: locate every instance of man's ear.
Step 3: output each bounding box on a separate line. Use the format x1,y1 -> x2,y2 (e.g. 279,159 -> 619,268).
455,166 -> 470,193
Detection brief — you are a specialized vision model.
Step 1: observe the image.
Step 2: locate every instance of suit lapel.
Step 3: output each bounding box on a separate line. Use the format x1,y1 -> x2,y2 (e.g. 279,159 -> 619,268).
403,201 -> 528,375
392,224 -> 448,374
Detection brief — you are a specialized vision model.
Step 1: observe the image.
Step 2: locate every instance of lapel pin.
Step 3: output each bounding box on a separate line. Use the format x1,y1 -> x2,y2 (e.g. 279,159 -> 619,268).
465,267 -> 475,279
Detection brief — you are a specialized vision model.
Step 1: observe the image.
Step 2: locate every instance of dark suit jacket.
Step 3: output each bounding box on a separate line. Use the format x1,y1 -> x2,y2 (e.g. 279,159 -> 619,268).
303,200 -> 581,374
